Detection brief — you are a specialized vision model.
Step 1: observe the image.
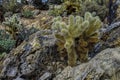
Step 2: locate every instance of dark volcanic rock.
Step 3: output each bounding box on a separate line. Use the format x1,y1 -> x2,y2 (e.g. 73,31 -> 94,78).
0,5 -> 5,22
0,30 -> 58,80
92,21 -> 120,55
48,0 -> 62,4
33,0 -> 49,10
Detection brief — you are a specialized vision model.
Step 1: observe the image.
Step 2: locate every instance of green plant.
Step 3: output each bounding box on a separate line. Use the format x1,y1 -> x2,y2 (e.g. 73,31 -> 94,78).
52,12 -> 102,66
2,0 -> 21,12
0,39 -> 15,52
0,52 -> 6,58
2,15 -> 39,46
49,0 -> 108,21
2,14 -> 22,40
49,0 -> 82,16
22,10 -> 34,18
0,29 -> 15,52
80,0 -> 108,21
62,0 -> 82,15
48,7 -> 64,16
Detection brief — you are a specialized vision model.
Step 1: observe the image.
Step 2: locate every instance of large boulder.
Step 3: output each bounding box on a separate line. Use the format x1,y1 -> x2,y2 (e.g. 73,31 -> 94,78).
54,47 -> 120,80
0,30 -> 59,80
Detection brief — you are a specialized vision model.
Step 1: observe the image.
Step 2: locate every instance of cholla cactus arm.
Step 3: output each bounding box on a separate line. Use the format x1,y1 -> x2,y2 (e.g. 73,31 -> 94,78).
52,21 -> 61,30
52,16 -> 62,30
75,16 -> 83,25
88,34 -> 100,43
79,21 -> 89,34
84,12 -> 92,21
84,12 -> 102,36
64,37 -> 74,48
68,15 -> 75,28
60,22 -> 68,30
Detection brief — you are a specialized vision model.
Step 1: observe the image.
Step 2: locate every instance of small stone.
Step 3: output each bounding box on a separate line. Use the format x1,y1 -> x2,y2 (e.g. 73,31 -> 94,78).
13,77 -> 25,80
39,72 -> 52,80
32,10 -> 40,16
7,67 -> 17,77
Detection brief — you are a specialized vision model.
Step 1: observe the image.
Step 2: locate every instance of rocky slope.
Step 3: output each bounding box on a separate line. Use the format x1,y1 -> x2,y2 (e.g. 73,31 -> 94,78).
0,30 -> 61,80
0,29 -> 120,80
54,47 -> 120,80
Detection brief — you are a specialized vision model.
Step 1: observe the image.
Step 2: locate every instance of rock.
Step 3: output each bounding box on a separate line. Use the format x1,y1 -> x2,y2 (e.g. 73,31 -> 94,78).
32,10 -> 40,16
48,0 -> 62,4
0,30 -> 58,80
6,67 -> 18,77
33,0 -> 49,10
13,77 -> 25,80
0,5 -> 4,22
39,72 -> 52,80
116,0 -> 120,4
93,21 -> 120,54
54,47 -> 120,80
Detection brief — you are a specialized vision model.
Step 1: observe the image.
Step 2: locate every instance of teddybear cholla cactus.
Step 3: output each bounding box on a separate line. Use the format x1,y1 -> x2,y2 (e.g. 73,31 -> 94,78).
52,12 -> 102,66
2,15 -> 22,40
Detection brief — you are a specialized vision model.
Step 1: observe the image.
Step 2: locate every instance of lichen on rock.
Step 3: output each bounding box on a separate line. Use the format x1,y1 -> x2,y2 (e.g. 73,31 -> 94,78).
0,30 -> 60,80
54,47 -> 120,80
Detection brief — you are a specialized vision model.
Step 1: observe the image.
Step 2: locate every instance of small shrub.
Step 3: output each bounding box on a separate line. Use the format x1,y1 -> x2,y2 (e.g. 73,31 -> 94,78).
3,15 -> 39,47
2,14 -> 22,40
22,10 -> 34,18
0,39 -> 15,52
49,0 -> 108,21
2,0 -> 22,12
0,29 -> 15,52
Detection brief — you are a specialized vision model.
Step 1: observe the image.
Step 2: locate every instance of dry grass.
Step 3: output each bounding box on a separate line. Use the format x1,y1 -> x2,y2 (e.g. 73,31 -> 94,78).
20,11 -> 53,29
